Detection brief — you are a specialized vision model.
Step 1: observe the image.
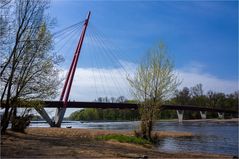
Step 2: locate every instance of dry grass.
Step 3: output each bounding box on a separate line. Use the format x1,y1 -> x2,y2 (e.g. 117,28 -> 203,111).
154,131 -> 193,138
25,127 -> 129,138
25,127 -> 193,138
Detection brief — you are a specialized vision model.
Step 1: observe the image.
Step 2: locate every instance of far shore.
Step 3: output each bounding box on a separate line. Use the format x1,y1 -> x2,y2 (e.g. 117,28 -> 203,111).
1,127 -> 234,158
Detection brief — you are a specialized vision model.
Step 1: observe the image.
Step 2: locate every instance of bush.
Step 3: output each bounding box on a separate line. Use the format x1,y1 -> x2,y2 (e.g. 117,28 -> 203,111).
11,115 -> 32,132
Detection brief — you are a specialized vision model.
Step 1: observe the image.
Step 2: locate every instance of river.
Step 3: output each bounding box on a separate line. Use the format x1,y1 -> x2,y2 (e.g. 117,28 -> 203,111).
30,120 -> 238,156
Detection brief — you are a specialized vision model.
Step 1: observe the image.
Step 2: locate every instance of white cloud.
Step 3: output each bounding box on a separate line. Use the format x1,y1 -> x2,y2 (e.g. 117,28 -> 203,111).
60,61 -> 237,101
177,70 -> 237,93
56,61 -> 237,117
60,67 -> 132,101
176,62 -> 238,93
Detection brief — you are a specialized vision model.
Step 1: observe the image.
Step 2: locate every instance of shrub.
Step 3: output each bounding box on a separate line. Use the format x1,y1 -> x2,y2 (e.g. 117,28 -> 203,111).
11,115 -> 33,132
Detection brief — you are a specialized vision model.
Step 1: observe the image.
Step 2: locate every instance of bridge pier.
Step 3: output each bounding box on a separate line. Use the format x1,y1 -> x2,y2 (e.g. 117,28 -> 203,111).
35,107 -> 54,127
176,110 -> 184,122
200,111 -> 207,119
54,108 -> 66,127
218,112 -> 224,119
35,107 -> 66,127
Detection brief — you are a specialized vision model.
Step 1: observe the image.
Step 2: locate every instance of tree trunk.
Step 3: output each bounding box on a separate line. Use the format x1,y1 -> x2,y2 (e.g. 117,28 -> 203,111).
1,107 -> 13,134
141,120 -> 147,139
146,120 -> 152,141
11,107 -> 17,129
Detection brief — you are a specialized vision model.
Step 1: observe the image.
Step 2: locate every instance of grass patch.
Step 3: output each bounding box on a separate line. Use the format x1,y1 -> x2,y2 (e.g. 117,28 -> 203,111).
95,134 -> 151,145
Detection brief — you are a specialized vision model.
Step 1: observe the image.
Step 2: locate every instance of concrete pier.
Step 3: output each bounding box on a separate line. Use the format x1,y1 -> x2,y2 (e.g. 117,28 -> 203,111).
218,112 -> 224,119
35,107 -> 54,127
176,110 -> 184,122
54,108 -> 66,127
200,111 -> 207,119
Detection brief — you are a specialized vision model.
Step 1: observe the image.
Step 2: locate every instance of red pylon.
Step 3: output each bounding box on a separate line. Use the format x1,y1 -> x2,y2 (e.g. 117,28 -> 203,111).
60,11 -> 91,107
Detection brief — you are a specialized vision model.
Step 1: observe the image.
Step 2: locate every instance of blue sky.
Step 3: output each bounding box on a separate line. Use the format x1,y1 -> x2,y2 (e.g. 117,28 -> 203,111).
48,1 -> 238,101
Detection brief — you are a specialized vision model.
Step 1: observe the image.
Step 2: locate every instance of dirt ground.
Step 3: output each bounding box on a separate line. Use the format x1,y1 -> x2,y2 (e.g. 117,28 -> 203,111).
1,128 -> 232,158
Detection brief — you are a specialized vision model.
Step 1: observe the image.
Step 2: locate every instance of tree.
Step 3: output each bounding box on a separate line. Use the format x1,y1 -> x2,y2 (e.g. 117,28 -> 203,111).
173,87 -> 191,105
110,97 -> 115,103
127,43 -> 180,140
207,90 -> 216,108
0,0 -> 11,9
0,0 -> 62,134
116,96 -> 126,103
190,84 -> 207,107
214,92 -> 226,109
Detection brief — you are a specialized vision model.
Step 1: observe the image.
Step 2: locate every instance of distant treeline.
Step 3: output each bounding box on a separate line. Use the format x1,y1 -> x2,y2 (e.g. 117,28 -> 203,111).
171,84 -> 238,110
167,84 -> 238,119
69,108 -> 140,121
69,84 -> 238,121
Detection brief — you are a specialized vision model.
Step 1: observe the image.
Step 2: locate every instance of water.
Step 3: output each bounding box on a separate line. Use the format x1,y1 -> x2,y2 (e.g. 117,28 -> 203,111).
30,120 -> 239,156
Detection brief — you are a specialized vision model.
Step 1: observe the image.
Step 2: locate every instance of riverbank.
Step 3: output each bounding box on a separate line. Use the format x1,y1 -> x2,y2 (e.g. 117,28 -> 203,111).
1,128 -> 232,158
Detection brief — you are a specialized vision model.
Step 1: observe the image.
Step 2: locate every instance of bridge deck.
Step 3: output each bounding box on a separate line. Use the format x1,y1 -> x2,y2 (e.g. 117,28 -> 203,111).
1,101 -> 237,114
42,101 -> 238,114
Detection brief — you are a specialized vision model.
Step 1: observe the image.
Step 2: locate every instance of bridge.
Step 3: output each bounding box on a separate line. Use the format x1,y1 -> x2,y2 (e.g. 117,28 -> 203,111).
14,11 -> 236,127
42,101 -> 237,114
27,101 -> 238,126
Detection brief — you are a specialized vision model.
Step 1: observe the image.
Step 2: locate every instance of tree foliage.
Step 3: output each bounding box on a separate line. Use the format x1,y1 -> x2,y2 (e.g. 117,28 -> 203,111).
0,0 -> 62,134
127,43 -> 180,140
69,96 -> 139,121
171,85 -> 238,119
69,108 -> 139,121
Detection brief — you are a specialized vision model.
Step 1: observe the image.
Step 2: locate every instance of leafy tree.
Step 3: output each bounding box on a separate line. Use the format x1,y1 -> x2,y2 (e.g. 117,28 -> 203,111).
127,43 -> 180,140
69,97 -> 140,121
0,0 -> 62,134
214,93 -> 226,109
226,91 -> 238,111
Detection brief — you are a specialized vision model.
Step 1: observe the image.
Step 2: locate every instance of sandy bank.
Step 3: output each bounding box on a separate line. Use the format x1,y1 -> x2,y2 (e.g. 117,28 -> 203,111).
1,128 -> 232,158
24,127 -> 193,138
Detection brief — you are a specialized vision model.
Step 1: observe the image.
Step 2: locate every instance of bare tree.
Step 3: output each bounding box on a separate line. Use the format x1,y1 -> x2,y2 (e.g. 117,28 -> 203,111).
116,96 -> 126,103
174,87 -> 191,105
0,0 -> 62,134
0,0 -> 11,9
127,43 -> 180,140
190,84 -> 207,107
110,97 -> 115,103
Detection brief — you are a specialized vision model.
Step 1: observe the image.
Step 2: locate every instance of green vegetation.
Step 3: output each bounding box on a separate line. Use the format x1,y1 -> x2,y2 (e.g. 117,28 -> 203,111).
69,96 -> 140,121
69,108 -> 139,121
96,134 -> 151,145
170,84 -> 238,119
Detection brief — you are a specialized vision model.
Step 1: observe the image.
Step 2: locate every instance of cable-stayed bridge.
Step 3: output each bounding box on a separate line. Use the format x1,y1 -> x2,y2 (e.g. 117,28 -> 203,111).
5,11 -> 237,127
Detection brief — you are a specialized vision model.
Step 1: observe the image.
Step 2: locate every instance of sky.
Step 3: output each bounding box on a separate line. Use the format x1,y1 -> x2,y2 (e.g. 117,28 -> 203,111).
47,0 -> 238,108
